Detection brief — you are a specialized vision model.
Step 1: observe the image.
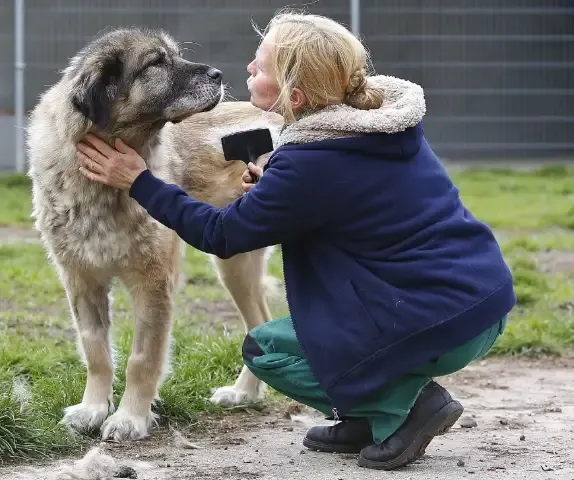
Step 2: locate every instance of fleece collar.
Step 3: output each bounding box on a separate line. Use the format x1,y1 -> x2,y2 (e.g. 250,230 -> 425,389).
276,75 -> 426,147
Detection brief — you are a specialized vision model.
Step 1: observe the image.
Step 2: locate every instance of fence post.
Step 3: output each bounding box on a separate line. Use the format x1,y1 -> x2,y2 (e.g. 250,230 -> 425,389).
14,0 -> 25,173
350,0 -> 360,36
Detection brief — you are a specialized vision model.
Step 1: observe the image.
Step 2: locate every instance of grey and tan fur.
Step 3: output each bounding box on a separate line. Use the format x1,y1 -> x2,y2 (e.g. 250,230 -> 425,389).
27,27 -> 283,442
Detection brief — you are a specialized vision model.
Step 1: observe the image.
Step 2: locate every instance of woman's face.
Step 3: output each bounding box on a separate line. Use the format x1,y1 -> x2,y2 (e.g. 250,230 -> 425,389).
246,37 -> 281,112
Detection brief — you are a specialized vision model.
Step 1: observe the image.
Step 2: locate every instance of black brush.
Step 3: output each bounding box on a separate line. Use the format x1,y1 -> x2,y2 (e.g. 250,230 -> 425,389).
221,128 -> 274,183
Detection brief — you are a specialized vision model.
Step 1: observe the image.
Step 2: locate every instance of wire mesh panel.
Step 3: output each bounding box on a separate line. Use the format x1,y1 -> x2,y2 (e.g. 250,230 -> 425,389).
0,2 -> 14,113
361,0 -> 574,159
1,1 -> 573,164
8,1 -> 350,111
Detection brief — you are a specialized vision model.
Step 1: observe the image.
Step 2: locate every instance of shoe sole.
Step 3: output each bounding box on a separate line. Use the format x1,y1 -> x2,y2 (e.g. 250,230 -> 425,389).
357,400 -> 464,470
302,437 -> 369,454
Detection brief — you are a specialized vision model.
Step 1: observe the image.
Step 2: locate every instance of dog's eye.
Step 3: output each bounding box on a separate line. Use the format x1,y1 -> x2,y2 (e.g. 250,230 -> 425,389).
147,55 -> 165,68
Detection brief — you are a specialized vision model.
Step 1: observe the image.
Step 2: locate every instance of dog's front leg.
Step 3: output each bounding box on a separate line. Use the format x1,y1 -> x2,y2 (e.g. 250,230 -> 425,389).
60,270 -> 115,432
101,274 -> 174,442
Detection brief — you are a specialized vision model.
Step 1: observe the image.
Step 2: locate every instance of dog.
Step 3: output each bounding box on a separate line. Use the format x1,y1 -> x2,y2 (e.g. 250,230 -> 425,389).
26,27 -> 283,442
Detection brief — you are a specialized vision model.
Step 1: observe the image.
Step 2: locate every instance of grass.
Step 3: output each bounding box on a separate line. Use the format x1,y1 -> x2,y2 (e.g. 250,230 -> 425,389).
1,165 -> 574,461
0,241 -> 287,461
448,164 -> 574,230
0,174 -> 32,227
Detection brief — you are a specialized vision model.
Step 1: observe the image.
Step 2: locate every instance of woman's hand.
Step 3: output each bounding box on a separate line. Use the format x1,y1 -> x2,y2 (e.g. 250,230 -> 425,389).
77,134 -> 147,190
241,162 -> 264,193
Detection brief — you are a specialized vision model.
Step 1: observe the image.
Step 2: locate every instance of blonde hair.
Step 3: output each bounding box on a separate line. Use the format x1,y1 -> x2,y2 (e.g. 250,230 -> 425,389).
254,10 -> 385,123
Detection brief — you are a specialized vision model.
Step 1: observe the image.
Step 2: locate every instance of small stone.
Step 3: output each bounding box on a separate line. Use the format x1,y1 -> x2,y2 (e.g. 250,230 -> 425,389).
459,416 -> 478,428
520,434 -> 526,441
113,466 -> 137,479
499,418 -> 509,425
228,437 -> 246,445
544,406 -> 562,413
457,460 -> 465,467
284,427 -> 294,432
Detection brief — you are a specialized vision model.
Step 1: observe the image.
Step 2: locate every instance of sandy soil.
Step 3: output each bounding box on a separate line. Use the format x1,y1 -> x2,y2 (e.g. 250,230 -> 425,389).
1,356 -> 572,480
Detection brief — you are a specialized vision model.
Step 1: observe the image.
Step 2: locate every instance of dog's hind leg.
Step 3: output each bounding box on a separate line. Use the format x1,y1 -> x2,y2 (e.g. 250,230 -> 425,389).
209,247 -> 275,407
60,268 -> 115,433
101,264 -> 177,442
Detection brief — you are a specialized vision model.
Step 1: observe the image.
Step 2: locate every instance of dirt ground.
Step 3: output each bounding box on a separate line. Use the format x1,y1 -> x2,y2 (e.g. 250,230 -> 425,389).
1,356 -> 572,480
2,226 -> 574,479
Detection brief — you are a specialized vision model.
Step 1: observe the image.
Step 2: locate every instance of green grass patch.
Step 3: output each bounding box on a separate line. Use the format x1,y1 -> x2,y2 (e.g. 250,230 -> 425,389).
449,165 -> 574,229
0,242 -> 286,461
0,174 -> 32,227
487,238 -> 574,356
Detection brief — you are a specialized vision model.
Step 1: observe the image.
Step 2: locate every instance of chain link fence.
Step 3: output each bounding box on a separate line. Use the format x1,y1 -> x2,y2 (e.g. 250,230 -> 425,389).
1,0 -> 573,170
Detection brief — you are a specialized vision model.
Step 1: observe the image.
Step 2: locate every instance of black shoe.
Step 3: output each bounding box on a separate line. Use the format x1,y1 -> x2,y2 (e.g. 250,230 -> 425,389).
302,417 -> 373,453
358,381 -> 463,470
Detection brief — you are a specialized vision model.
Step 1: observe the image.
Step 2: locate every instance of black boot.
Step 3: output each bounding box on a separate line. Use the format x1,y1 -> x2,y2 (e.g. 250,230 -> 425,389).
358,381 -> 463,470
303,417 -> 373,453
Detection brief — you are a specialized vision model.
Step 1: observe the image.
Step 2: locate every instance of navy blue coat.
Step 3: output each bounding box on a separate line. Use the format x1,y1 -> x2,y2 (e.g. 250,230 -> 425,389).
129,122 -> 516,415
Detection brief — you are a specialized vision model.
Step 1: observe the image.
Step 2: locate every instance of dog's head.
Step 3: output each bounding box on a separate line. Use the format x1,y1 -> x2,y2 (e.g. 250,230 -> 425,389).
67,28 -> 223,131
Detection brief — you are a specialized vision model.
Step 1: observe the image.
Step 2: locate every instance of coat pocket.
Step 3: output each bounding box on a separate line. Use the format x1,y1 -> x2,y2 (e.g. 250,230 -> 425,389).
344,279 -> 386,346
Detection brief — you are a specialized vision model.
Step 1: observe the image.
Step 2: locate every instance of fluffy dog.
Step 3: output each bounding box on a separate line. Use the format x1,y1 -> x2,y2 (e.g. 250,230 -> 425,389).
27,27 -> 283,441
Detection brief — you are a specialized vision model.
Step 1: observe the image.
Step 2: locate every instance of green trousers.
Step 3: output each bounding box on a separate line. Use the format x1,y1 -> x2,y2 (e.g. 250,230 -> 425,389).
243,316 -> 506,443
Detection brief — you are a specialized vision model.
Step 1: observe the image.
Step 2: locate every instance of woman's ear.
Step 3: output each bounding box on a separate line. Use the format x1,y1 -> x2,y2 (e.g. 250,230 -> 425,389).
290,87 -> 307,113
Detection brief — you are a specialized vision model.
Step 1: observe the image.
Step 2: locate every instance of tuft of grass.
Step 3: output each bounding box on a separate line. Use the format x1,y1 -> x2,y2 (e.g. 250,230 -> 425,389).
0,174 -> 32,227
489,272 -> 574,357
507,256 -> 550,307
487,238 -> 574,356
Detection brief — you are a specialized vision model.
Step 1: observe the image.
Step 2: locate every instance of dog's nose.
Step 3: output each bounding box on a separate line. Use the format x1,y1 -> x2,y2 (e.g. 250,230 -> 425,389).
207,67 -> 222,81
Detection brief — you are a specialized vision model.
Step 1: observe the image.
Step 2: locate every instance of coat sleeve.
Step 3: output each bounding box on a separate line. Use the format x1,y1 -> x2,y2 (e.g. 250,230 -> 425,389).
128,154 -> 325,258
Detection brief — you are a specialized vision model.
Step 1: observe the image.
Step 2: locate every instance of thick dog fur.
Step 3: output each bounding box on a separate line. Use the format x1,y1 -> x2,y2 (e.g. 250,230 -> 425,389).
27,27 -> 283,442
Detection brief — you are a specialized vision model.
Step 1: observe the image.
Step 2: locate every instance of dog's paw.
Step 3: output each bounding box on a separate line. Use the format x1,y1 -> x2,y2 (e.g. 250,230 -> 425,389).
100,409 -> 157,442
209,386 -> 261,408
61,403 -> 112,432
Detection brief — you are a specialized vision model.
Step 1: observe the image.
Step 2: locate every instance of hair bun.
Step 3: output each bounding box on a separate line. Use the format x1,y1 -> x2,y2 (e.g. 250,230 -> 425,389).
344,69 -> 385,110
346,68 -> 367,94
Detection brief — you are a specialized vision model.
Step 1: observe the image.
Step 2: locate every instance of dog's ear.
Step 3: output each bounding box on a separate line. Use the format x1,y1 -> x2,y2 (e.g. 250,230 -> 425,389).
72,55 -> 123,130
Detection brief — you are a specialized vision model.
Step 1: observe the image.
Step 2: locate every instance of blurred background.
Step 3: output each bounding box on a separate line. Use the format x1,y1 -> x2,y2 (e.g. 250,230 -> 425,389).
0,0 -> 573,172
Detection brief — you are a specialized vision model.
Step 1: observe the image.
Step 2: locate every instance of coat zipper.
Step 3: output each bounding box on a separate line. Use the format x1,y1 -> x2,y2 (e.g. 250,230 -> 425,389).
281,251 -> 340,424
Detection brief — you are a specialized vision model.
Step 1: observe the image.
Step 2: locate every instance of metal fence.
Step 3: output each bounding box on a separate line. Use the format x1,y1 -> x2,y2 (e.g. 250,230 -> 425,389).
1,0 -> 573,171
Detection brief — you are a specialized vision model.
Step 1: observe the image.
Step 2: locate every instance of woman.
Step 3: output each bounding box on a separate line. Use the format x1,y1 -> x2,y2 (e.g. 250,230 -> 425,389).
77,11 -> 515,470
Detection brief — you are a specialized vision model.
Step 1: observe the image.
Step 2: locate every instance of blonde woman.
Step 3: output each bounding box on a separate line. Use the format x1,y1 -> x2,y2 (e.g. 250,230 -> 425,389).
77,11 -> 515,470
